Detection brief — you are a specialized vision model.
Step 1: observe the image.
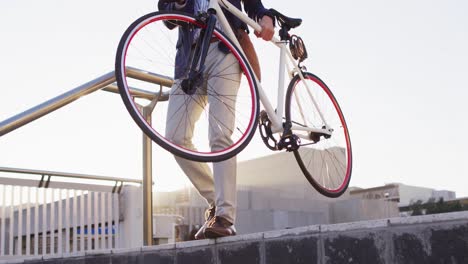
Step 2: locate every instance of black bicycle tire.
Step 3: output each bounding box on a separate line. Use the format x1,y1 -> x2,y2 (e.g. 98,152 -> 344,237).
115,11 -> 260,162
285,72 -> 352,198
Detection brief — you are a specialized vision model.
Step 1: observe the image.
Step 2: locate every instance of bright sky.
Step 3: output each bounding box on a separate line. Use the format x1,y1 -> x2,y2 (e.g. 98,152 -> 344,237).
1,0 -> 467,197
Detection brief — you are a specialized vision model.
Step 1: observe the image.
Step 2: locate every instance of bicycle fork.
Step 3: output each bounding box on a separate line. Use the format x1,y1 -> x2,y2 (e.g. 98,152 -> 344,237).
181,9 -> 218,95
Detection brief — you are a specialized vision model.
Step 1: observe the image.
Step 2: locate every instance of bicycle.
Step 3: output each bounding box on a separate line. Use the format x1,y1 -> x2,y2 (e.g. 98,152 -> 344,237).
115,0 -> 352,198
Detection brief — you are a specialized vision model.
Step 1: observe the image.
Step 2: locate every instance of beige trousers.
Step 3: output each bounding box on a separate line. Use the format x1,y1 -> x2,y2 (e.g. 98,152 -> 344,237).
165,43 -> 241,224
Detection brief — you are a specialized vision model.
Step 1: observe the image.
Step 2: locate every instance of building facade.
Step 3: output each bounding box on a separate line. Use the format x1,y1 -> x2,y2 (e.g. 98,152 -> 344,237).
153,152 -> 400,242
349,183 -> 457,207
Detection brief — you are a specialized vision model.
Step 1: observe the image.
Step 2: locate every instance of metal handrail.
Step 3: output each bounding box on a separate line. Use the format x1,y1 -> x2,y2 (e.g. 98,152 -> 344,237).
0,71 -> 115,137
0,166 -> 142,184
0,166 -> 143,193
102,84 -> 170,101
0,68 -> 173,137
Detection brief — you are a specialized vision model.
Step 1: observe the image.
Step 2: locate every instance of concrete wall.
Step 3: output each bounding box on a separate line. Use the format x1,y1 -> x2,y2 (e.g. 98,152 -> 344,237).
236,209 -> 329,234
330,198 -> 399,224
14,211 -> 468,264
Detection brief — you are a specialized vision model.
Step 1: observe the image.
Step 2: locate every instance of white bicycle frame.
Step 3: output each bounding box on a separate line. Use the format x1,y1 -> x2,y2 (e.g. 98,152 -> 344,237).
210,0 -> 332,138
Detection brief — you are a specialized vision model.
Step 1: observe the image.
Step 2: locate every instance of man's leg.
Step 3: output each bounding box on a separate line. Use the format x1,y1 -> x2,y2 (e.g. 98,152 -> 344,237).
205,44 -> 242,225
165,80 -> 215,207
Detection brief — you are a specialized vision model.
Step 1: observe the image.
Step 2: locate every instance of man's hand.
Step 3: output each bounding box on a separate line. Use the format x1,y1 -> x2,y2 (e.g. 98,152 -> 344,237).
255,16 -> 274,41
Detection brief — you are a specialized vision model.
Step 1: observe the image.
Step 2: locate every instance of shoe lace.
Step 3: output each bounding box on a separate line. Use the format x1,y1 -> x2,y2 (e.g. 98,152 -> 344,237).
205,206 -> 216,220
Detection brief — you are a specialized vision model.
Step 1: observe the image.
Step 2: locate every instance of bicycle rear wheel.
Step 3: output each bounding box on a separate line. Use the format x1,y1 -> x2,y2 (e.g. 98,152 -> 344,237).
115,11 -> 259,162
285,72 -> 352,198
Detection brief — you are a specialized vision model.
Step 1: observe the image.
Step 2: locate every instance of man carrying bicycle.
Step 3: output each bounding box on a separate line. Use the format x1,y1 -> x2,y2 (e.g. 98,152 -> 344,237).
158,0 -> 275,238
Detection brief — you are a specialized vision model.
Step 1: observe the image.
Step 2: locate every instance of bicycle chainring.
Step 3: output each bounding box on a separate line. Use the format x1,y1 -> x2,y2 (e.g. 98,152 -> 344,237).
258,110 -> 279,151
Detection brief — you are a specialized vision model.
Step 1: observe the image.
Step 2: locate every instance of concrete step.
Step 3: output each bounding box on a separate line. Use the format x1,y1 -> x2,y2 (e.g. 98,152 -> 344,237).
7,211 -> 468,264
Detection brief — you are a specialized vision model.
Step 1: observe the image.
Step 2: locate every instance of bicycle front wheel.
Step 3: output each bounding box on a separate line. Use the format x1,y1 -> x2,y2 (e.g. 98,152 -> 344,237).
285,72 -> 352,198
115,11 -> 259,162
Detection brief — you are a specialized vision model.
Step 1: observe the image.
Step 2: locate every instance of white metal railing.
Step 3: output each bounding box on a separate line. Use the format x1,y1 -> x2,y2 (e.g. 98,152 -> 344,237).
0,167 -> 143,260
0,185 -> 119,259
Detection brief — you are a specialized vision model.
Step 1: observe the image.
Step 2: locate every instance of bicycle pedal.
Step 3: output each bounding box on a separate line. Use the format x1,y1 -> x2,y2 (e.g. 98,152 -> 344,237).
277,134 -> 300,152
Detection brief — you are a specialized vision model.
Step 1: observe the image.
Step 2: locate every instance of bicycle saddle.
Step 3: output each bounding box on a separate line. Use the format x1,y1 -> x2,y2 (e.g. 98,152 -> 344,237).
269,9 -> 302,29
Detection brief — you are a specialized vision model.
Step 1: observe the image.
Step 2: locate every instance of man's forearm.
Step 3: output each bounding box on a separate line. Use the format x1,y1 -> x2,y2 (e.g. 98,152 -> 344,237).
242,0 -> 273,22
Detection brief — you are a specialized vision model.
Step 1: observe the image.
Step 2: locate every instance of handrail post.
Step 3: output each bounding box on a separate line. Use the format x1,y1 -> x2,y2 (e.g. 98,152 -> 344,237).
142,106 -> 153,246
